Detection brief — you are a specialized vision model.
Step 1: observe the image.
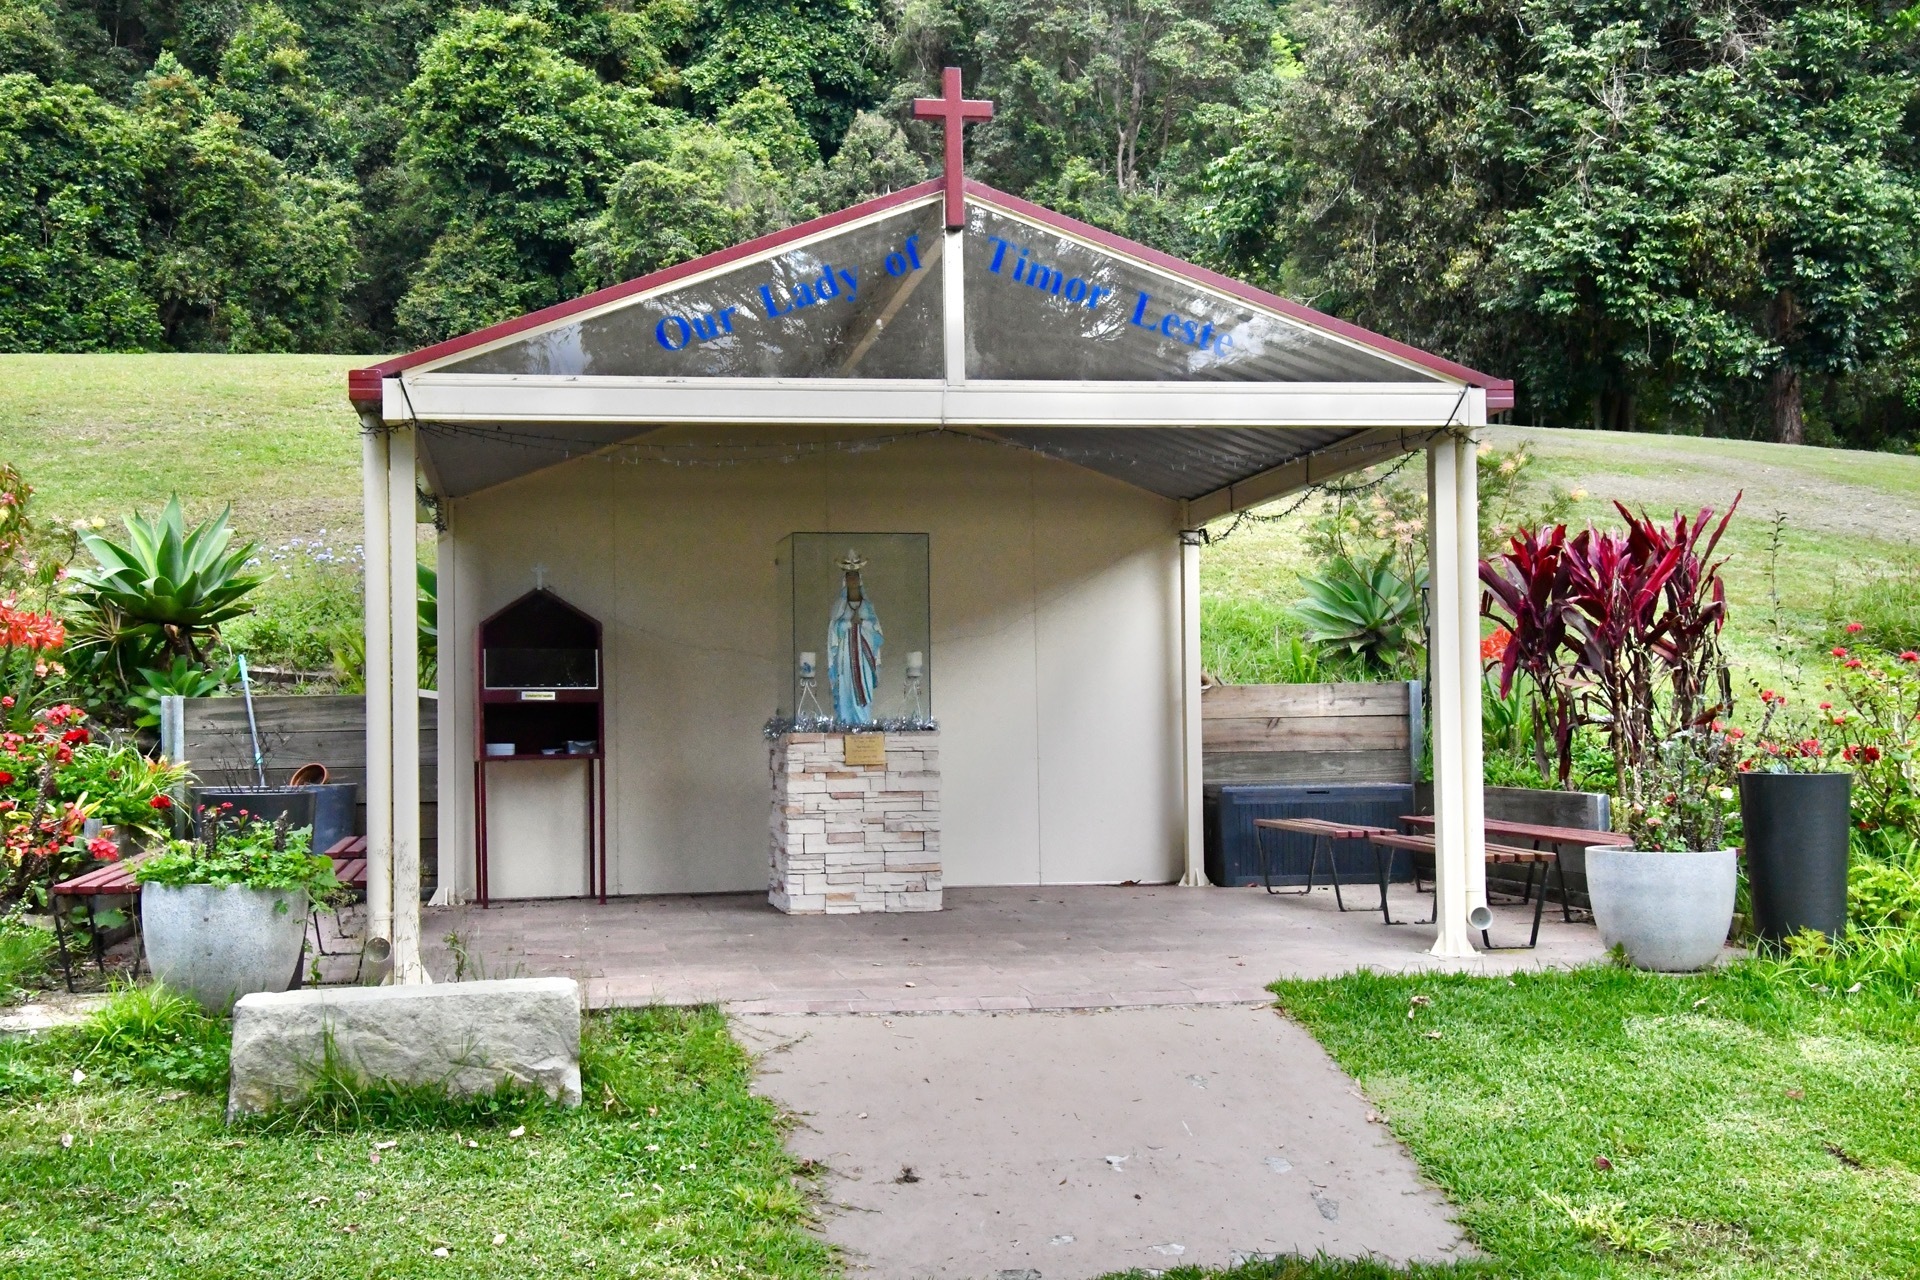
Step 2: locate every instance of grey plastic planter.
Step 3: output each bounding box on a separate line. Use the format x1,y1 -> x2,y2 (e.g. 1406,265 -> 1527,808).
142,884 -> 308,1012
1585,847 -> 1736,972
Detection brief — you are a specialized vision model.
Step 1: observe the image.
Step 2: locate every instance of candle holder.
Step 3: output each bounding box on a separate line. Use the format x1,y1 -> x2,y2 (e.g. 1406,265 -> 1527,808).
903,650 -> 925,721
796,651 -> 825,722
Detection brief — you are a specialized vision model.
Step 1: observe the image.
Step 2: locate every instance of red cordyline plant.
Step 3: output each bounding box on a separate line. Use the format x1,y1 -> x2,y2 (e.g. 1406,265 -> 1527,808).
1479,525 -> 1580,785
1480,496 -> 1741,820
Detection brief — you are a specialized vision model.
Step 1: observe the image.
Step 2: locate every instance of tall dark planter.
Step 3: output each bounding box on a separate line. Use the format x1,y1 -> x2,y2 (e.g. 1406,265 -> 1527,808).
1738,772 -> 1851,943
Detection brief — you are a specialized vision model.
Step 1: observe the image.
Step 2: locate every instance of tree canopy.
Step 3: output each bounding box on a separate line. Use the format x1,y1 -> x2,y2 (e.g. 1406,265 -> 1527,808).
0,0 -> 1914,446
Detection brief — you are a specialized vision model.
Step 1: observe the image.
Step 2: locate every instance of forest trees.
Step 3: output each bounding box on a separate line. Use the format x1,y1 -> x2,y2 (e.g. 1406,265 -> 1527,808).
0,0 -> 1915,448
1204,0 -> 1920,442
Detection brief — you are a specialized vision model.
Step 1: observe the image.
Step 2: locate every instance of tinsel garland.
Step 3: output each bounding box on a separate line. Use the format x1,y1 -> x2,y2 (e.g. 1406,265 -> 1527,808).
762,715 -> 939,739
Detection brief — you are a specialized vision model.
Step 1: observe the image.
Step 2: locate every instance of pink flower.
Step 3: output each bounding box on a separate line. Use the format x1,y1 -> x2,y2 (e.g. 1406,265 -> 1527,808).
1846,659 -> 1865,669
1832,647 -> 1850,658
1846,622 -> 1864,634
87,837 -> 118,862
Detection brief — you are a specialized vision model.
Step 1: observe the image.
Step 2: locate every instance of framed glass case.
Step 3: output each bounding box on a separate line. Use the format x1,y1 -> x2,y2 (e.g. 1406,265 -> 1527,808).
776,533 -> 931,727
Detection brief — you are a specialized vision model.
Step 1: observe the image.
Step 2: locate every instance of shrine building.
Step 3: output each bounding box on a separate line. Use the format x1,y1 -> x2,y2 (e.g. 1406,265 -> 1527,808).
346,70 -> 1504,981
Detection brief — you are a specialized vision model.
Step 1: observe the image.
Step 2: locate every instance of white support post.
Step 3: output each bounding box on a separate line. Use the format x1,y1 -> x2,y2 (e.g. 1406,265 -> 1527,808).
1179,506 -> 1208,886
359,417 -> 393,958
386,423 -> 425,983
1454,422 -> 1489,924
1426,438 -> 1478,957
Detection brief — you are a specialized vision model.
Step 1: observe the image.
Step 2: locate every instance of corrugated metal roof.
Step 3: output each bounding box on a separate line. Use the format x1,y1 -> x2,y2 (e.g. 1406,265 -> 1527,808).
986,426 -> 1366,500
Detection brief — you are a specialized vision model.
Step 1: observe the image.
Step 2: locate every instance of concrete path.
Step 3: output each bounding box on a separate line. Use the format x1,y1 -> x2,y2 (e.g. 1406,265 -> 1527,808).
738,1005 -> 1470,1279
423,883 -> 1609,1012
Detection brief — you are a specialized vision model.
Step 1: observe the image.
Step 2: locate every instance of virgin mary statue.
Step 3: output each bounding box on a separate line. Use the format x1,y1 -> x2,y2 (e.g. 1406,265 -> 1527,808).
827,549 -> 883,723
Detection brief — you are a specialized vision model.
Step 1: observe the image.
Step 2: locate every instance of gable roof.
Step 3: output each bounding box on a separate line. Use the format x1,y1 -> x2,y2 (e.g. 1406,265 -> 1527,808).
347,178 -> 1512,409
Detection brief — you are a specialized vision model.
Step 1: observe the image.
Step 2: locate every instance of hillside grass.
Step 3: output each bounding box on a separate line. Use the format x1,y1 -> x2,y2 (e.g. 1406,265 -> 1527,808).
2,354 -> 1914,683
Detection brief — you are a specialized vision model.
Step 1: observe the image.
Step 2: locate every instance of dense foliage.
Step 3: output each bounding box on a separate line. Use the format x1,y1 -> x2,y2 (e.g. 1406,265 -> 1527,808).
2,0 -> 1913,444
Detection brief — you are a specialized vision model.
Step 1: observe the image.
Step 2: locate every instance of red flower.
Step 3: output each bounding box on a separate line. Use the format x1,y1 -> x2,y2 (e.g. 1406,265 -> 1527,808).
1480,627 -> 1513,663
1759,689 -> 1780,704
87,836 -> 118,862
53,746 -> 71,764
1832,647 -> 1849,658
1,696 -> 13,709
1726,727 -> 1746,741
149,793 -> 173,810
60,727 -> 88,745
1798,738 -> 1822,756
1819,702 -> 1832,710
1902,652 -> 1919,663
0,771 -> 12,786
1845,659 -> 1865,669
1846,621 -> 1864,634
1863,746 -> 1883,763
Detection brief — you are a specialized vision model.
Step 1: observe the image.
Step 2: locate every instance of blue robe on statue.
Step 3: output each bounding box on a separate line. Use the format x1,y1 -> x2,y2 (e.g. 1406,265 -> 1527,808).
827,591 -> 883,724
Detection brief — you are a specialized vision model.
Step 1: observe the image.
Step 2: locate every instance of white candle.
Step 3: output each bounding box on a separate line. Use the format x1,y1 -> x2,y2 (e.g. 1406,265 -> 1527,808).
906,651 -> 924,677
798,651 -> 817,679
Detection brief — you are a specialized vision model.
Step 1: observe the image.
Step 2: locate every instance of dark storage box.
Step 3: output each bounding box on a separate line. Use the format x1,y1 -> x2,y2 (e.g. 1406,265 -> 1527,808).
1204,783 -> 1415,887
190,783 -> 357,856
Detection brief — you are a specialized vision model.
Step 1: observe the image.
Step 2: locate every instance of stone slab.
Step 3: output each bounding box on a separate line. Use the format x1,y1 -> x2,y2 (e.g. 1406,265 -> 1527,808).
227,977 -> 582,1120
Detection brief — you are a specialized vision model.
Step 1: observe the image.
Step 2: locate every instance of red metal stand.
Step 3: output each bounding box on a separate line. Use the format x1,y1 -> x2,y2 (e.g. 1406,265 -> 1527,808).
472,589 -> 607,906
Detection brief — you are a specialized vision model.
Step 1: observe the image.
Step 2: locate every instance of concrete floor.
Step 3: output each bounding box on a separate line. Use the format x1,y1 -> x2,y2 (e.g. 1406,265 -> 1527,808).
738,1004 -> 1473,1279
415,881 -> 1608,1011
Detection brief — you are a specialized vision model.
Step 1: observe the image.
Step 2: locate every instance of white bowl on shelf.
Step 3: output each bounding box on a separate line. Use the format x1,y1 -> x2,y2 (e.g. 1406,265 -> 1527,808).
484,742 -> 516,758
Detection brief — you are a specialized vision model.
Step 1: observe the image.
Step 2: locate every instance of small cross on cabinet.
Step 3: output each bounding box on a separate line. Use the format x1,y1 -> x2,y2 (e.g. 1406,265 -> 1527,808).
913,66 -> 993,230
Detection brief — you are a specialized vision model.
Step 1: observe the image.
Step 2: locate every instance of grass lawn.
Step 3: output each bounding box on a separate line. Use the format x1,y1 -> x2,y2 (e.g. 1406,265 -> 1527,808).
0,354 -> 362,545
1251,966 -> 1920,1280
0,995 -> 831,1279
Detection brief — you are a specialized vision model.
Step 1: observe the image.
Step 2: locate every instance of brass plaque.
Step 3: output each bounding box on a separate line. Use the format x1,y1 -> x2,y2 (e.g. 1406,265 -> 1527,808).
842,734 -> 888,766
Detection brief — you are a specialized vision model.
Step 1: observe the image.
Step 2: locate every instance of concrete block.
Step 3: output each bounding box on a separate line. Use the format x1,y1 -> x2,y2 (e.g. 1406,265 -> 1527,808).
227,978 -> 582,1120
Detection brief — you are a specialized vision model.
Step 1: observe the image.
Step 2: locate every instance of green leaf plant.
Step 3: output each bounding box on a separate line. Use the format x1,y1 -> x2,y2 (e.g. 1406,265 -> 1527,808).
1291,551 -> 1423,675
65,497 -> 266,685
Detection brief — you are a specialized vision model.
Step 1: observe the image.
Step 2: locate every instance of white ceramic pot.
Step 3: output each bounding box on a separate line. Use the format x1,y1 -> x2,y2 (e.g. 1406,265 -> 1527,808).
142,883 -> 308,1012
1585,847 -> 1736,972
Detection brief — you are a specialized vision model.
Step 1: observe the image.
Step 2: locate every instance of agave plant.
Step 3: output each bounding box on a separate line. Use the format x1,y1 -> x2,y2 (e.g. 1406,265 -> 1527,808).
1293,552 -> 1423,673
65,498 -> 266,677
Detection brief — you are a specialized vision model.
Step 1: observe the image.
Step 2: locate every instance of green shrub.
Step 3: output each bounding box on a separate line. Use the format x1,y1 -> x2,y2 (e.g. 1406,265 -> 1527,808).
1826,549 -> 1920,652
1292,552 -> 1424,675
1200,598 -> 1322,684
0,910 -> 54,997
135,814 -> 338,900
77,982 -> 230,1091
222,547 -> 363,674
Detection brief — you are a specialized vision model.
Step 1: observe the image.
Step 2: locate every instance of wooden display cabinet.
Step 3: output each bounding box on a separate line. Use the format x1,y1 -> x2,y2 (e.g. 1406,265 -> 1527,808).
474,589 -> 606,904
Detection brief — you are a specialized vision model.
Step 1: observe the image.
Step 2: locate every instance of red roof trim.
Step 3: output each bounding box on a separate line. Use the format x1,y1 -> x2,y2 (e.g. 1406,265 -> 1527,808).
347,178 -> 946,405
964,180 -> 1514,410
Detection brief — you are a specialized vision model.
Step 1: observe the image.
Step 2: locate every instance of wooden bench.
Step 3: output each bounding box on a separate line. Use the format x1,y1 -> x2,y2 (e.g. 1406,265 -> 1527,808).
1396,814 -> 1632,852
1366,830 -> 1569,948
47,836 -> 371,989
1251,818 -> 1399,922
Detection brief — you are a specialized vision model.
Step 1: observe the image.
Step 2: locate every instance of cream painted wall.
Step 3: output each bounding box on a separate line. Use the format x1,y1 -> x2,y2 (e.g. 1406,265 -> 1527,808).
438,429 -> 1183,899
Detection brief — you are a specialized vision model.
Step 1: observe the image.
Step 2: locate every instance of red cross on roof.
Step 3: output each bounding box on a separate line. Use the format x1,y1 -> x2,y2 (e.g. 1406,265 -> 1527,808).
913,67 -> 993,231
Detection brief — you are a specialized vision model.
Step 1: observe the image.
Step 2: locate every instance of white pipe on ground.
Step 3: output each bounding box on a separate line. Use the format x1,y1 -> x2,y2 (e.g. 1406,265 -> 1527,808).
359,414 -> 393,958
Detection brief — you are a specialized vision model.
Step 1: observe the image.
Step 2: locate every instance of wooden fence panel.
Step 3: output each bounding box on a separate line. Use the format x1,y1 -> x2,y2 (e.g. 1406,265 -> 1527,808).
1202,681 -> 1417,785
162,694 -> 439,881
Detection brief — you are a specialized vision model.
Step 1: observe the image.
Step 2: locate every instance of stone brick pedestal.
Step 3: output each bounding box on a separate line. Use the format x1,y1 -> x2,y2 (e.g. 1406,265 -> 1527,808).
769,731 -> 941,913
